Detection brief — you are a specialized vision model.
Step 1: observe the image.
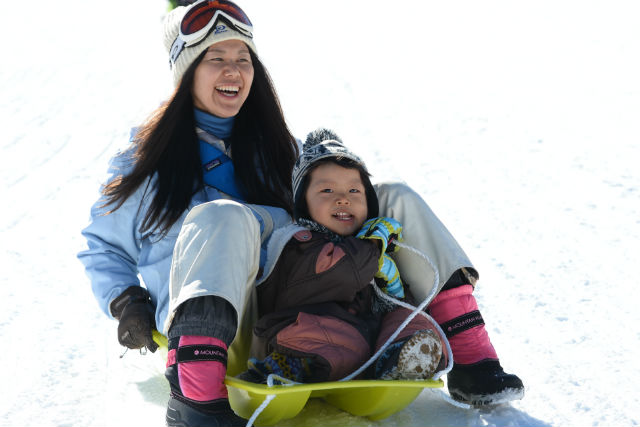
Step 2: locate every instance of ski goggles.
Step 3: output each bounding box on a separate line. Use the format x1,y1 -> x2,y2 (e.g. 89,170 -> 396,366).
170,0 -> 254,67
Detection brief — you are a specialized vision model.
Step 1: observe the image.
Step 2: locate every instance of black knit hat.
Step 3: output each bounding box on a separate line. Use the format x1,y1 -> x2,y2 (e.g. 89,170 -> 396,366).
292,128 -> 379,221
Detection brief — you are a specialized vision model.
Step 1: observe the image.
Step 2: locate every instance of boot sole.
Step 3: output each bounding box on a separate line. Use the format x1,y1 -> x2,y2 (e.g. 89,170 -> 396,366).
394,329 -> 442,380
449,386 -> 525,406
166,396 -> 247,427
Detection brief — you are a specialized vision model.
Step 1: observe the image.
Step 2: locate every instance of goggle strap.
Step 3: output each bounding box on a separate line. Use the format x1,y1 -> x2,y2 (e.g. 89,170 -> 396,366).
169,37 -> 186,67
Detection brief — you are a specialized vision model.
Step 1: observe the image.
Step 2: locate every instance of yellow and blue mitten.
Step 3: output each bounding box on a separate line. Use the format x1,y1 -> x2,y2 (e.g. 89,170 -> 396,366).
356,217 -> 405,298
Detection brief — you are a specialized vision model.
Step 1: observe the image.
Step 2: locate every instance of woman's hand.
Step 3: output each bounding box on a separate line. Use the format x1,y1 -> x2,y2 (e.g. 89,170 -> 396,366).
110,286 -> 158,353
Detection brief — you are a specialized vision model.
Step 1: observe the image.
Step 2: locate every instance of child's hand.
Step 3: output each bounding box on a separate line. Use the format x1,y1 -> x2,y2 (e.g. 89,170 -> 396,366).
374,254 -> 405,299
356,217 -> 403,254
357,217 -> 405,298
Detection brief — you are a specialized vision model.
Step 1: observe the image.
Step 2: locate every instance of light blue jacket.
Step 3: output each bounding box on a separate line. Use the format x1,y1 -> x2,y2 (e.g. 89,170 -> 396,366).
78,139 -> 289,331
78,147 -> 221,330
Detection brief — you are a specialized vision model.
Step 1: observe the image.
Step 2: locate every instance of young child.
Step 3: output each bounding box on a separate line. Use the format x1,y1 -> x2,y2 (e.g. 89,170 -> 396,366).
242,129 -> 448,384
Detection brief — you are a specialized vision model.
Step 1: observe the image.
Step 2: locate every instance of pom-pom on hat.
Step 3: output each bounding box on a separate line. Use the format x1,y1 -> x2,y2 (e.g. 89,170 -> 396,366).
163,0 -> 257,87
292,128 -> 378,221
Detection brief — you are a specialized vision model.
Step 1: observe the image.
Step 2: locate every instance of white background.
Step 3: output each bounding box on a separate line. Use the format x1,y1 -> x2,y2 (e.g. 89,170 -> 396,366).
1,0 -> 639,425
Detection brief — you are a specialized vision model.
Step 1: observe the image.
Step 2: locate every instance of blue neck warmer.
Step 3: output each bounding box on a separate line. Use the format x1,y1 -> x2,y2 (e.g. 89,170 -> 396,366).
194,108 -> 234,140
195,109 -> 245,199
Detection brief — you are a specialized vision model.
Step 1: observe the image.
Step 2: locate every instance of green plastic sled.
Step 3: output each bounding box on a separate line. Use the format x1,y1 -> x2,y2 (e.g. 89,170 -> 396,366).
153,331 -> 443,425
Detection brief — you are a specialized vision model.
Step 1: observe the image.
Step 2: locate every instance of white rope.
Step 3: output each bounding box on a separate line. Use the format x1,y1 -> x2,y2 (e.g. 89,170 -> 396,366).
245,394 -> 275,427
245,374 -> 299,427
244,240 -> 465,425
436,389 -> 473,409
366,282 -> 453,381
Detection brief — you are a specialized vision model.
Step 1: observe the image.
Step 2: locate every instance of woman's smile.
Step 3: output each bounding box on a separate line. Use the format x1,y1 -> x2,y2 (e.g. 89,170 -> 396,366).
215,85 -> 241,97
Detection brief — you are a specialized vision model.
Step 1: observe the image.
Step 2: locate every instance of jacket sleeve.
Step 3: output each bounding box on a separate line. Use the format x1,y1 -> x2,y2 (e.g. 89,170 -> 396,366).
77,149 -> 146,319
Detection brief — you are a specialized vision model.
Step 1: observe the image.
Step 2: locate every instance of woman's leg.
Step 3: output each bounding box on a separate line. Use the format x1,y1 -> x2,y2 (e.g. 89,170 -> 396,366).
428,283 -> 524,405
375,183 -> 523,404
165,200 -> 261,332
374,181 -> 477,302
164,200 -> 262,426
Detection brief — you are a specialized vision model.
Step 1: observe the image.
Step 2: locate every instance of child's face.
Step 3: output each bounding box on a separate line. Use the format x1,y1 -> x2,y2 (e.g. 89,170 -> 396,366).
305,162 -> 368,236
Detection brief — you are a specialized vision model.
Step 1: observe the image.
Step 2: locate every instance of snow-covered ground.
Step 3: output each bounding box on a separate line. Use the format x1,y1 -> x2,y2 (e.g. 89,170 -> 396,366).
1,0 -> 639,425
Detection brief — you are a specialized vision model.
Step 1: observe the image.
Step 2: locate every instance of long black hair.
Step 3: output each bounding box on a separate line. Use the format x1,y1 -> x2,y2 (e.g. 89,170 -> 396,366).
101,48 -> 299,236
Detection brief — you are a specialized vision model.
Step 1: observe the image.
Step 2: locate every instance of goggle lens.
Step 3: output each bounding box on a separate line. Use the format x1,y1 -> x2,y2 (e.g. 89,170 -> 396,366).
181,0 -> 252,36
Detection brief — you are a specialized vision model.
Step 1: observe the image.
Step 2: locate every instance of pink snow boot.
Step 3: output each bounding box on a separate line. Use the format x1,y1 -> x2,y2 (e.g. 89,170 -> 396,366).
428,285 -> 524,405
164,336 -> 245,426
428,285 -> 497,364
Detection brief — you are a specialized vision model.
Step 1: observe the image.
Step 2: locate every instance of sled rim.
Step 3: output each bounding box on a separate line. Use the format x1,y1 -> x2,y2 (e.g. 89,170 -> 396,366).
225,375 -> 443,394
225,375 -> 442,425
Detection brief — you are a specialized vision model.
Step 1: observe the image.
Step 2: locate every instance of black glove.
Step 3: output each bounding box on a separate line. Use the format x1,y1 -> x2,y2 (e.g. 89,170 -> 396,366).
110,286 -> 158,353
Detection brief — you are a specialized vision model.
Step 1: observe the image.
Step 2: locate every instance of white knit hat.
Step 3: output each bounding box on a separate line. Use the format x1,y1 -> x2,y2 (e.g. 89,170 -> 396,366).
163,2 -> 257,87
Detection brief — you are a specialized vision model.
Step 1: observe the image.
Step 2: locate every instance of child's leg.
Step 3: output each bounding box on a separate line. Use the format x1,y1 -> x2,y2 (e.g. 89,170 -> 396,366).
247,312 -> 371,382
428,279 -> 524,405
373,307 -> 445,380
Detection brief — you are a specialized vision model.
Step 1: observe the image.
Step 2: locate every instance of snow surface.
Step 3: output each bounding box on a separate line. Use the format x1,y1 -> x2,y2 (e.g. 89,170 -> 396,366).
1,0 -> 639,425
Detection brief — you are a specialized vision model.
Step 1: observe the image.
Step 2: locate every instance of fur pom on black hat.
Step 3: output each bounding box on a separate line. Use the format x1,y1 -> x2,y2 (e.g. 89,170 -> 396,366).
304,128 -> 344,146
292,128 -> 378,221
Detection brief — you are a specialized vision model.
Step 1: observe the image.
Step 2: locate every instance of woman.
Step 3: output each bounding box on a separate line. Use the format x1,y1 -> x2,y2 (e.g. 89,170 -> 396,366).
79,1 -> 522,425
80,1 -> 296,425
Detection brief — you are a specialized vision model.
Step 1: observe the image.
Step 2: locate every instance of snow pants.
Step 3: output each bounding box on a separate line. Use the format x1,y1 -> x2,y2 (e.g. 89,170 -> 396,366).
264,306 -> 447,382
164,182 -> 475,375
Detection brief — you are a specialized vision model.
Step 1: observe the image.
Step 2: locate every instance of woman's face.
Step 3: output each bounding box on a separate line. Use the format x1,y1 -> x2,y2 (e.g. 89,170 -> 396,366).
192,39 -> 254,118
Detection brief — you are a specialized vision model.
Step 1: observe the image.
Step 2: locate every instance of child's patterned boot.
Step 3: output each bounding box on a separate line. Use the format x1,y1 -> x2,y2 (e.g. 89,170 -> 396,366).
247,351 -> 313,383
374,329 -> 442,380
